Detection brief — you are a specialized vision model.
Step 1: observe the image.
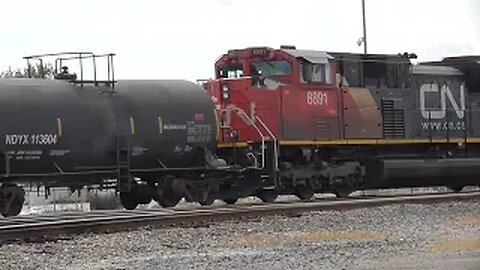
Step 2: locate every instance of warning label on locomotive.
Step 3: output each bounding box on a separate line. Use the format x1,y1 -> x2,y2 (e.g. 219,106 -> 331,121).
5,134 -> 58,145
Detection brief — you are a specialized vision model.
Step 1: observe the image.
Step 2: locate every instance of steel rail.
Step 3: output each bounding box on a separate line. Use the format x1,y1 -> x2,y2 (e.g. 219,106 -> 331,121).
0,191 -> 479,243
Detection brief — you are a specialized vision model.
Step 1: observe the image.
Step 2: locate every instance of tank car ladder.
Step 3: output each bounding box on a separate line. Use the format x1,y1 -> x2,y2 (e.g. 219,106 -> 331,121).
115,136 -> 132,192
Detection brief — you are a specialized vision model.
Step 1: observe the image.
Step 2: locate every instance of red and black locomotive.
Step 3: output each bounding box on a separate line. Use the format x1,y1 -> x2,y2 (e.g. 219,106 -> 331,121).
205,46 -> 480,202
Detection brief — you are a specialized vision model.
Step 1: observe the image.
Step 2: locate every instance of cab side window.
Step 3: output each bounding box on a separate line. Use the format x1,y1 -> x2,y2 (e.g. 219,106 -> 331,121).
218,65 -> 244,79
300,61 -> 332,84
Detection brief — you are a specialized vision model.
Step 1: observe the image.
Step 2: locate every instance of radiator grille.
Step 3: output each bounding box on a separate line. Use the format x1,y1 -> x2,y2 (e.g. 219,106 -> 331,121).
381,99 -> 405,138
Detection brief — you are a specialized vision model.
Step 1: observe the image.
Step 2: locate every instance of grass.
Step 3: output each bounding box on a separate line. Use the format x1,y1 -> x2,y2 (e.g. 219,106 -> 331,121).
430,239 -> 480,252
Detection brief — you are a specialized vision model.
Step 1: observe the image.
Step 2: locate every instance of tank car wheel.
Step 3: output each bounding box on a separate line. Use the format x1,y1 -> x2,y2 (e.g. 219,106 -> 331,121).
3,197 -> 24,217
258,190 -> 278,203
294,184 -> 314,200
223,198 -> 238,205
120,192 -> 138,210
155,176 -> 182,208
158,194 -> 182,208
448,186 -> 464,192
198,189 -> 216,206
1,184 -> 25,217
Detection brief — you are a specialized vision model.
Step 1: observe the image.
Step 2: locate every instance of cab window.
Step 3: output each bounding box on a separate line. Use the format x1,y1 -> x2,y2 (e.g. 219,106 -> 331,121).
300,61 -> 332,84
251,60 -> 291,77
218,65 -> 244,79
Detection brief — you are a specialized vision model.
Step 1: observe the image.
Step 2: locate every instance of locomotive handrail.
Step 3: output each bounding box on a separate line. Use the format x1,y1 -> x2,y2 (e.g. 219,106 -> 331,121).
220,108 -> 267,170
255,117 -> 279,171
235,109 -> 267,170
220,107 -> 279,172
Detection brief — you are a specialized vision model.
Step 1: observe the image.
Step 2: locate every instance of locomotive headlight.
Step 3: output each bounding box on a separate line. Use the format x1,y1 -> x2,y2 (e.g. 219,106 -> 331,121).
222,84 -> 230,93
221,84 -> 230,99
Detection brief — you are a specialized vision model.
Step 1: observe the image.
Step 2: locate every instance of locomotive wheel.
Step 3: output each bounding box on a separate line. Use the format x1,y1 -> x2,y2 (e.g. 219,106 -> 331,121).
1,184 -> 25,217
156,176 -> 182,208
198,196 -> 215,206
223,198 -> 238,205
448,186 -> 464,192
333,189 -> 352,198
258,190 -> 278,203
120,192 -> 138,210
294,184 -> 314,200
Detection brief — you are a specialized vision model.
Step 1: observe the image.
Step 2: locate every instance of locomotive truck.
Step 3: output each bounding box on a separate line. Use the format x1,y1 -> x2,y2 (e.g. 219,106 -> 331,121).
205,46 -> 480,202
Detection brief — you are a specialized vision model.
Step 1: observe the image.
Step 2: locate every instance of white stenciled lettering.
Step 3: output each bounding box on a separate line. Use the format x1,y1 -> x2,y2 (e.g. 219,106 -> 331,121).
5,134 -> 58,145
306,91 -> 328,106
5,135 -> 29,145
421,121 -> 466,131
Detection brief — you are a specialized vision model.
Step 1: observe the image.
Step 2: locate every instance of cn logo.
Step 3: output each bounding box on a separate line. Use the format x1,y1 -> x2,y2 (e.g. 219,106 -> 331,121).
420,83 -> 466,119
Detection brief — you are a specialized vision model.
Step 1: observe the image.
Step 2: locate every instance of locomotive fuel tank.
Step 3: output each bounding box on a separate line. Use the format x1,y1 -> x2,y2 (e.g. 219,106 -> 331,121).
0,79 -> 217,182
365,157 -> 480,188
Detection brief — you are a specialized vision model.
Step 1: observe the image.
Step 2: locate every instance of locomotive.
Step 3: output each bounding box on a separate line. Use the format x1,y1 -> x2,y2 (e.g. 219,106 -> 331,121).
0,48 -> 479,217
204,46 -> 480,202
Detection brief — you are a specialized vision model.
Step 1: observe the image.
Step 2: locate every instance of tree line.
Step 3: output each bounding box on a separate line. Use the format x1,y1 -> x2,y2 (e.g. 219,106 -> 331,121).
0,63 -> 55,78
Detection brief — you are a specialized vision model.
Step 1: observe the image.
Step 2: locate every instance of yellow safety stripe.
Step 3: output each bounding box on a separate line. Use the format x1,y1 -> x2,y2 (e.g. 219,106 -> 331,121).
218,142 -> 249,148
217,137 -> 480,148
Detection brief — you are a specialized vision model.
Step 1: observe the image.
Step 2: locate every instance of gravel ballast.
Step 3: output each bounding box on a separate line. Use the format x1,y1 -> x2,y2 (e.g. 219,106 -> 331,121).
0,200 -> 479,270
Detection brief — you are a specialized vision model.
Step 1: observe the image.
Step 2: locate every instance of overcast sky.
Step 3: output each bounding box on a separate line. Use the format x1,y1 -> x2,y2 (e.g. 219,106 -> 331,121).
0,0 -> 478,81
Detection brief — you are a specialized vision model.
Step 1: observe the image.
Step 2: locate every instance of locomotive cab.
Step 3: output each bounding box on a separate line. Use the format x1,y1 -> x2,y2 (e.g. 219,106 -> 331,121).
204,46 -> 338,146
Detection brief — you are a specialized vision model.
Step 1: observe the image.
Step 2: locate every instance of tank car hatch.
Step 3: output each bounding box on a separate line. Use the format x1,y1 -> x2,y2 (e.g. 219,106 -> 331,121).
23,52 -> 117,89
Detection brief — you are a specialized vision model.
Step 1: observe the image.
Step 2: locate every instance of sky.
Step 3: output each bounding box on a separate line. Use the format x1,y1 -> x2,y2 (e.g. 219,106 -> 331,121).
0,0 -> 478,81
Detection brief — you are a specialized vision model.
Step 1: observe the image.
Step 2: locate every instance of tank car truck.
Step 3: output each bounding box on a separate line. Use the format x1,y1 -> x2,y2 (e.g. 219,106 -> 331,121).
0,52 -> 255,216
204,46 -> 480,202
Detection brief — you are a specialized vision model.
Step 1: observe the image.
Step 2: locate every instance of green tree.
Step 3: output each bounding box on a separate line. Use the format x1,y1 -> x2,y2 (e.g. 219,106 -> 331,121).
0,62 -> 55,78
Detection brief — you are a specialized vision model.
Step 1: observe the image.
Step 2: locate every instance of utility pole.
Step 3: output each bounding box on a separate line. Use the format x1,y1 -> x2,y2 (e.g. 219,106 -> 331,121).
361,0 -> 367,54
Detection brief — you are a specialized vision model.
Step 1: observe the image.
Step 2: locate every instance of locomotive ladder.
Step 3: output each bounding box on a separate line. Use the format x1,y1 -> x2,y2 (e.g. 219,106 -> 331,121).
221,108 -> 279,188
256,117 -> 279,189
115,135 -> 132,192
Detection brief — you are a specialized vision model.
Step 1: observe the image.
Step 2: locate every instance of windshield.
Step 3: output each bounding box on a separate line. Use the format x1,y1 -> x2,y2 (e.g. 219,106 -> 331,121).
251,60 -> 291,77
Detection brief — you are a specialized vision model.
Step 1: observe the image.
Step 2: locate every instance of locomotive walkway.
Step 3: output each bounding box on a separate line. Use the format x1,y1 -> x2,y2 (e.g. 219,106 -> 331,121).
0,191 -> 479,243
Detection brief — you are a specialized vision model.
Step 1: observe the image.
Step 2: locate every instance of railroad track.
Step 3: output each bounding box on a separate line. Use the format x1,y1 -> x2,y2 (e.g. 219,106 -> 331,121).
1,191 -> 479,243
